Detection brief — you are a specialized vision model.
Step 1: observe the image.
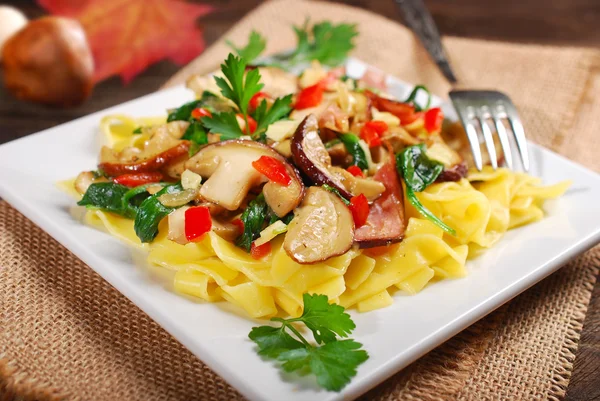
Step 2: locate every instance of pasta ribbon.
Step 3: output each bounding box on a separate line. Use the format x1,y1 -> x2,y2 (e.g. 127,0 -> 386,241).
78,165 -> 568,318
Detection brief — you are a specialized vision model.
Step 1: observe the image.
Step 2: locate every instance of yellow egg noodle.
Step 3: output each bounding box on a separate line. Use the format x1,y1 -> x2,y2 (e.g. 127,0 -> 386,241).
63,57 -> 570,320
62,112 -> 569,318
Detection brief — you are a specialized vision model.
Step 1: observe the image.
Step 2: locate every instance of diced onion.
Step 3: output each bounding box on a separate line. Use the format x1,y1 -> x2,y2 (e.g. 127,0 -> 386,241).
158,188 -> 197,207
254,220 -> 288,246
371,107 -> 400,126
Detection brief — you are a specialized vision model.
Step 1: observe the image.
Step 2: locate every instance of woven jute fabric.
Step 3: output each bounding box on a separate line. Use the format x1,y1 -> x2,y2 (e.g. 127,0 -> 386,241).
1,1 -> 599,400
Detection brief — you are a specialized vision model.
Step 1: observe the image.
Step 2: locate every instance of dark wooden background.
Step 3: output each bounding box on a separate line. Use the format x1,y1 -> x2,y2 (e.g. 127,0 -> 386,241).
0,1 -> 598,399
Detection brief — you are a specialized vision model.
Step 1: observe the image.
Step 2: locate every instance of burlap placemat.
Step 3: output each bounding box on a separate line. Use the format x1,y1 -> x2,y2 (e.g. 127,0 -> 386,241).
1,1 -> 599,400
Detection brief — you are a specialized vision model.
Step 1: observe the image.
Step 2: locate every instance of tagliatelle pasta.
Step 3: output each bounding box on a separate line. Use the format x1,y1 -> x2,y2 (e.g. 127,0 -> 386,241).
68,160 -> 568,318
65,55 -> 569,320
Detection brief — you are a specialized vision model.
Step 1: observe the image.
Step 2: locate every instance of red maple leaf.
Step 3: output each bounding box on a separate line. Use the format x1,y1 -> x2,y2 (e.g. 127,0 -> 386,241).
38,0 -> 213,83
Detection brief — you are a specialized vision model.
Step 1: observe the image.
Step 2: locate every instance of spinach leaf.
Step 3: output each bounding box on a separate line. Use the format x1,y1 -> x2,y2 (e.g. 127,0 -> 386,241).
399,144 -> 444,192
322,184 -> 350,205
236,193 -> 269,251
403,85 -> 431,112
338,133 -> 368,170
78,182 -> 138,218
134,183 -> 183,243
182,121 -> 208,156
166,91 -> 220,122
396,145 -> 456,235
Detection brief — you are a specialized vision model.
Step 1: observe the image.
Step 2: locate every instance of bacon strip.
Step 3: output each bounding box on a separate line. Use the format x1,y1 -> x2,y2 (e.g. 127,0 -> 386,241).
355,162 -> 406,248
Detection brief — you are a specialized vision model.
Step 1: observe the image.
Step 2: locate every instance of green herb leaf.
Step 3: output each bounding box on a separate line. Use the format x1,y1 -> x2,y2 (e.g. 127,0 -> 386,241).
322,184 -> 350,205
249,326 -> 305,358
403,85 -> 431,112
78,182 -> 137,218
338,133 -> 368,170
226,30 -> 267,64
134,183 -> 183,243
236,193 -> 269,251
278,340 -> 368,392
252,95 -> 293,138
398,144 -> 443,192
182,121 -> 208,156
166,91 -> 223,122
215,53 -> 264,118
291,21 -> 358,67
201,112 -> 244,140
298,293 -> 355,344
132,127 -> 142,134
397,145 -> 456,235
248,294 -> 368,392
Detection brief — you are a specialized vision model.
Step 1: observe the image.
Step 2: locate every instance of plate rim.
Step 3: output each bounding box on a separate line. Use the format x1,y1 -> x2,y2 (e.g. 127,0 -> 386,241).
1,57 -> 600,401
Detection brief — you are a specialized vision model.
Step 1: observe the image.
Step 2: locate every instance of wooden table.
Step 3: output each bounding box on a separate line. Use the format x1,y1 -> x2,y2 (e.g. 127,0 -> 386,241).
1,1 -> 598,399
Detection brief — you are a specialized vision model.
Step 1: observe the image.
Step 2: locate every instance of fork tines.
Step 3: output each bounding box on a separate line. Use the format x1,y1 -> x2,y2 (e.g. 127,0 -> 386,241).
449,90 -> 529,172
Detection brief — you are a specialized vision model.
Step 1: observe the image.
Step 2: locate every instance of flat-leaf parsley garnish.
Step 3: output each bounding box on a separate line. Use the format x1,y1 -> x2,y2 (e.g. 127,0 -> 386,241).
249,293 -> 368,391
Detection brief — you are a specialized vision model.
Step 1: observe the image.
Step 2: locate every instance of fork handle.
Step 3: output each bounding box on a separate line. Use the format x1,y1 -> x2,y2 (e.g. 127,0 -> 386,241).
394,0 -> 457,83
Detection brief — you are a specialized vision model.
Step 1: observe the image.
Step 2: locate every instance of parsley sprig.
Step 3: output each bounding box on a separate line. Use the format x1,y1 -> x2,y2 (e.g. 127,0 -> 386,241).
252,95 -> 292,139
213,54 -> 263,130
201,54 -> 291,141
226,30 -> 266,64
227,20 -> 358,69
249,294 -> 368,392
291,21 -> 358,67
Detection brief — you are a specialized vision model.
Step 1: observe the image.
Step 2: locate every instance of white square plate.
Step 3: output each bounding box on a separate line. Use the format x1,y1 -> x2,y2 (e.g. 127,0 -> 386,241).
1,58 -> 600,401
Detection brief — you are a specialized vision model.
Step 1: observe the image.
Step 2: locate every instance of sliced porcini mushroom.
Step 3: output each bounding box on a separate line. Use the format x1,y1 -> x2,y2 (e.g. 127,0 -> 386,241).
98,141 -> 191,177
355,163 -> 406,248
291,114 -> 353,199
184,139 -> 304,215
284,186 -> 354,264
329,167 -> 386,202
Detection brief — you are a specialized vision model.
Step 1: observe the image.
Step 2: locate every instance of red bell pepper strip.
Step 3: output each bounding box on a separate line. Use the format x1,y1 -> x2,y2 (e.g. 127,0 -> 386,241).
191,107 -> 212,119
252,155 -> 292,186
360,120 -> 388,147
185,206 -> 212,242
250,91 -> 269,109
113,172 -> 163,187
424,107 -> 444,133
251,241 -> 272,260
364,90 -> 423,125
294,83 -> 324,110
236,113 -> 257,134
349,193 -> 369,227
346,165 -> 364,177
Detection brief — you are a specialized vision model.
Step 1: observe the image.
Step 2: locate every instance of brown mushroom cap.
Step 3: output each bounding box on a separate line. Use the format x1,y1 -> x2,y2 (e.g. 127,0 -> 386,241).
291,114 -> 353,199
184,139 -> 304,214
2,16 -> 94,107
284,186 -> 354,264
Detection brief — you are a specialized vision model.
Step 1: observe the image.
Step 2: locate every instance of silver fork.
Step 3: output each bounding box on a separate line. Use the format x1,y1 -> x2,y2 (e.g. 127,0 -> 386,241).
394,0 -> 530,171
449,90 -> 529,171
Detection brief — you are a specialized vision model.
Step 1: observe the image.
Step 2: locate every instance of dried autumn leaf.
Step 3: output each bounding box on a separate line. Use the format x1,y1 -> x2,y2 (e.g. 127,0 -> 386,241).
38,0 -> 213,83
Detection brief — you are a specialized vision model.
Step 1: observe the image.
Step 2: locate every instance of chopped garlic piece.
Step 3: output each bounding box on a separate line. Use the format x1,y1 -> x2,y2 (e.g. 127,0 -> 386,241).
181,169 -> 202,190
